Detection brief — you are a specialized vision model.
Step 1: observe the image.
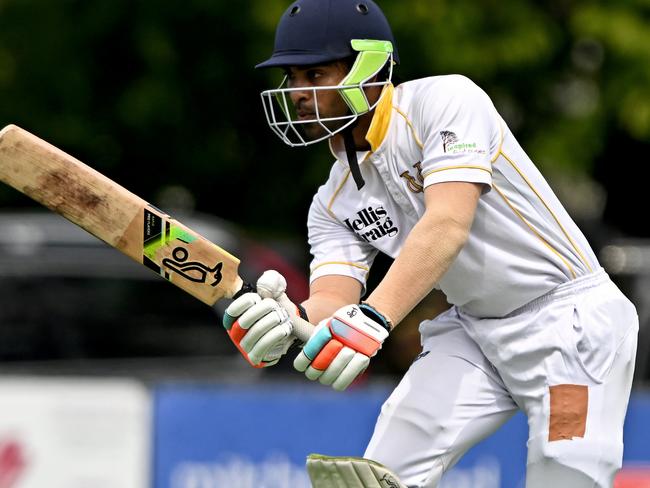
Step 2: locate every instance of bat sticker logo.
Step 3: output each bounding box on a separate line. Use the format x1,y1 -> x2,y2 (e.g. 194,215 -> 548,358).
142,209 -> 225,287
162,247 -> 223,286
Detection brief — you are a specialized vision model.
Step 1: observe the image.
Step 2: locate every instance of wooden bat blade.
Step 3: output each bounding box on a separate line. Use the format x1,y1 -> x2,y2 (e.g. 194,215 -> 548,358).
0,124 -> 244,305
0,124 -> 314,343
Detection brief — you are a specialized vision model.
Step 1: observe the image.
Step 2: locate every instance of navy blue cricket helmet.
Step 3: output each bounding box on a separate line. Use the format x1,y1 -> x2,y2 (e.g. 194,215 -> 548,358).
256,0 -> 399,68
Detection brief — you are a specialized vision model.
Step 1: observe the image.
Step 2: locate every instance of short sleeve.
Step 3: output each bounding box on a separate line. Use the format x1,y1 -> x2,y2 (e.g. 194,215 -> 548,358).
307,191 -> 378,287
416,76 -> 500,190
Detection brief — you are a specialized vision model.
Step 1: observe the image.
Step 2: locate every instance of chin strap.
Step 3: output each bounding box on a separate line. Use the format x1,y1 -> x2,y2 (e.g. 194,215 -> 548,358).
342,125 -> 365,190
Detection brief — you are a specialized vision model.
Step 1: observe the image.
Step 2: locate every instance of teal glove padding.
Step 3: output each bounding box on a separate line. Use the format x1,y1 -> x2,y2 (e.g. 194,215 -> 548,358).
293,304 -> 389,390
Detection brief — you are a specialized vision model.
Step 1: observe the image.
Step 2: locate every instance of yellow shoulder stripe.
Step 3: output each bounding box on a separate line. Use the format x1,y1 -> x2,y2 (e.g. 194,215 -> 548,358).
392,106 -> 424,150
491,118 -> 504,163
327,169 -> 351,218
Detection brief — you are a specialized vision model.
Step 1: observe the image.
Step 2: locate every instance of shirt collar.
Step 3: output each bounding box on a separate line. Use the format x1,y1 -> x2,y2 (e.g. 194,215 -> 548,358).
365,83 -> 394,152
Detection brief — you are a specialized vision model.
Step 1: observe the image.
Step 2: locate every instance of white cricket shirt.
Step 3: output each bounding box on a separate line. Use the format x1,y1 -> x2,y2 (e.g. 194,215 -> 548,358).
307,75 -> 599,317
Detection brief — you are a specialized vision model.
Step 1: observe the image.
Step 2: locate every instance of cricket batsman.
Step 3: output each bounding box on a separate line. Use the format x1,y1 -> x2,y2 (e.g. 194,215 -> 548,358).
221,1 -> 639,486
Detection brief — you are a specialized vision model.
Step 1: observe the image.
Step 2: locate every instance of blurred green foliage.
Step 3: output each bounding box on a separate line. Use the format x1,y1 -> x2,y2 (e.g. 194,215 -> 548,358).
0,0 -> 648,236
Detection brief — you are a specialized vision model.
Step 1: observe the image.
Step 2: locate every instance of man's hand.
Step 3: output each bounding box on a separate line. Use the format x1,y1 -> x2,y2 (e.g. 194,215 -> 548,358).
222,270 -> 300,367
294,304 -> 390,390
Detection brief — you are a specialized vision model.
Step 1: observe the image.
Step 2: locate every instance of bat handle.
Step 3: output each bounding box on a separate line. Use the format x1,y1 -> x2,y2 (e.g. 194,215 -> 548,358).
291,315 -> 315,343
234,282 -> 314,343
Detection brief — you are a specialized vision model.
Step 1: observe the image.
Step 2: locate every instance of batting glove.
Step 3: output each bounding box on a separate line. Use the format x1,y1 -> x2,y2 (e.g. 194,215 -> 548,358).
222,270 -> 301,367
294,304 -> 390,391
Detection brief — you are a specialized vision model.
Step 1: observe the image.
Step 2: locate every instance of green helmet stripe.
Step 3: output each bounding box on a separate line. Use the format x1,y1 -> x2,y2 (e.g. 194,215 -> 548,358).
350,39 -> 394,54
339,39 -> 393,114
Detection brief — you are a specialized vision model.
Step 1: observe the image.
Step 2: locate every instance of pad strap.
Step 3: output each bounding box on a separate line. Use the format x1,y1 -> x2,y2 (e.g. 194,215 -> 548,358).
359,303 -> 391,332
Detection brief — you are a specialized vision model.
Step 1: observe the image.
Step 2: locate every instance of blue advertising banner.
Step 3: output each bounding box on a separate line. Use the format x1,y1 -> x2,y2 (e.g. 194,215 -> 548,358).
153,383 -> 390,488
153,384 -> 650,488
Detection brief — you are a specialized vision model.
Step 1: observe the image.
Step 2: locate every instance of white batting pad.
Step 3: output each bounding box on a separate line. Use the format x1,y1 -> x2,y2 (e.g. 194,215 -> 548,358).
307,454 -> 407,488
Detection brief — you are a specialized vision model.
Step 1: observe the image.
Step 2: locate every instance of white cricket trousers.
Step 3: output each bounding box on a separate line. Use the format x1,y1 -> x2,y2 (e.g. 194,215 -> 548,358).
365,269 -> 638,488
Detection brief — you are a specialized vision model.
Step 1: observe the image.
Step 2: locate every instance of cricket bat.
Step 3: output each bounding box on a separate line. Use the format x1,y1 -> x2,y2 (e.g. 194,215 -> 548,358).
0,124 -> 313,342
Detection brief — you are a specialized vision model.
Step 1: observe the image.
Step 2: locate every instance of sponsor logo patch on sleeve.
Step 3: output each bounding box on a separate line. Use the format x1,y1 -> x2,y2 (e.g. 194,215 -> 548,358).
440,130 -> 486,155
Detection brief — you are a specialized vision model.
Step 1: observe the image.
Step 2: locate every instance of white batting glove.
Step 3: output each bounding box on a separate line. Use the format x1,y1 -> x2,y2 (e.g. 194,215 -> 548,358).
222,270 -> 300,367
294,304 -> 390,391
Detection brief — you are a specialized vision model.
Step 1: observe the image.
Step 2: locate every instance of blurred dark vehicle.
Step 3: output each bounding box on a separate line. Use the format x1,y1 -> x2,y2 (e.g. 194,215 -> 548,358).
0,210 -> 309,379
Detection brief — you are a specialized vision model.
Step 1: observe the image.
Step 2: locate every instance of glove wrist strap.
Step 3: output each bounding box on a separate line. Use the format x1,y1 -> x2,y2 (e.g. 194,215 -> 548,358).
359,303 -> 392,333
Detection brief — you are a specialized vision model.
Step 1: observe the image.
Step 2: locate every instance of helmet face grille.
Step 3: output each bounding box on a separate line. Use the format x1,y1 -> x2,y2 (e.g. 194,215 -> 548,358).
259,45 -> 394,147
261,84 -> 360,146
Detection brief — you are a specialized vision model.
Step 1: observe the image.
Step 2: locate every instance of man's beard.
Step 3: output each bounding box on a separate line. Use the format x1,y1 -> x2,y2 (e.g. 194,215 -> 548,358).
298,116 -> 350,141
